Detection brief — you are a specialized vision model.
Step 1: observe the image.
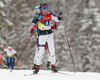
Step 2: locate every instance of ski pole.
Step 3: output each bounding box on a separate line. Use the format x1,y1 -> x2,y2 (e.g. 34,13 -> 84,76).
62,18 -> 76,73
17,31 -> 36,61
23,31 -> 36,52
14,54 -> 22,70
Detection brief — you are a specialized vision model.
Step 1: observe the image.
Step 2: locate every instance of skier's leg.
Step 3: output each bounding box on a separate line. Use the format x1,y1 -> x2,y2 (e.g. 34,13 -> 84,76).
47,33 -> 55,64
45,42 -> 51,69
36,35 -> 47,65
11,63 -> 15,69
47,54 -> 51,62
4,57 -> 10,69
10,58 -> 16,69
4,63 -> 9,69
47,33 -> 58,72
34,44 -> 38,64
34,35 -> 47,73
32,44 -> 38,70
47,52 -> 51,70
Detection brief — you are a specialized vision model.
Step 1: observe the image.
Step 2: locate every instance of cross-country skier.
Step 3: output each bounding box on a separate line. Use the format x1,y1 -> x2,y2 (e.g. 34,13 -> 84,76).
32,2 -> 63,74
31,21 -> 57,70
3,45 -> 17,69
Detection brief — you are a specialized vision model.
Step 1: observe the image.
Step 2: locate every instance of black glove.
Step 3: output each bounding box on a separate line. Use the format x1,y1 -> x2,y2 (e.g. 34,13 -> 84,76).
30,30 -> 34,34
54,24 -> 57,29
59,10 -> 63,17
58,10 -> 63,20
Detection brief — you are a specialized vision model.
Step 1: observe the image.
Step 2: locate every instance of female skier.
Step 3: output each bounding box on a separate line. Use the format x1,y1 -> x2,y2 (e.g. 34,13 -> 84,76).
31,21 -> 57,70
32,2 -> 63,74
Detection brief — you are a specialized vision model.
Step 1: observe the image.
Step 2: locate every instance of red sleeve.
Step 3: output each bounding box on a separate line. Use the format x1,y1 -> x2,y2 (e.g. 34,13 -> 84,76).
51,25 -> 55,29
51,21 -> 56,29
30,24 -> 37,32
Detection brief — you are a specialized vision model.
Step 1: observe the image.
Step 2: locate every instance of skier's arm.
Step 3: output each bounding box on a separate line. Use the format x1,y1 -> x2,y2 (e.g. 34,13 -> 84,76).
51,11 -> 63,22
51,21 -> 57,29
58,10 -> 63,20
14,54 -> 17,57
11,49 -> 17,57
30,24 -> 37,33
32,14 -> 40,24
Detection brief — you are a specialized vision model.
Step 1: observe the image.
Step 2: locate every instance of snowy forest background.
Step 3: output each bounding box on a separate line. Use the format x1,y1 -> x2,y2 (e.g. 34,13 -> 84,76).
0,0 -> 100,72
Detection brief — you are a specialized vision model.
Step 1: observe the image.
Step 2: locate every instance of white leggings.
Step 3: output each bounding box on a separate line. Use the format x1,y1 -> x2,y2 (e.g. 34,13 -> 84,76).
36,33 -> 56,65
34,44 -> 51,64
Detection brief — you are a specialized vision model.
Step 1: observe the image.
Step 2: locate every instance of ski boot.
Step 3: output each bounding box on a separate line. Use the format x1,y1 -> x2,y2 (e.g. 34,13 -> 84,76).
33,65 -> 40,74
51,64 -> 58,72
13,66 -> 16,70
47,61 -> 51,70
4,65 -> 8,69
31,64 -> 36,70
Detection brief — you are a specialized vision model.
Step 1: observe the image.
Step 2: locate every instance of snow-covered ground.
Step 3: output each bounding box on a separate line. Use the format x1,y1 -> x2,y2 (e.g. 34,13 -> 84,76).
0,69 -> 100,80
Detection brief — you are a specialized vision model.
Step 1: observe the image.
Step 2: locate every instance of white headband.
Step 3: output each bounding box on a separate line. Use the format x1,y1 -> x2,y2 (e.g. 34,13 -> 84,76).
8,46 -> 12,49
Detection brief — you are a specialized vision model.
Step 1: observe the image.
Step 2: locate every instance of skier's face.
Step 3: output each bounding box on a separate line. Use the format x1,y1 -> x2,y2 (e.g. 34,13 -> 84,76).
8,48 -> 12,51
42,9 -> 48,15
8,46 -> 12,51
41,5 -> 49,15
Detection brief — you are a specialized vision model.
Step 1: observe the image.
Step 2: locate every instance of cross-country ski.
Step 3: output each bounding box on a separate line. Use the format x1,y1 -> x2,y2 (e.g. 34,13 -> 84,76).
24,71 -> 75,76
0,69 -> 100,80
